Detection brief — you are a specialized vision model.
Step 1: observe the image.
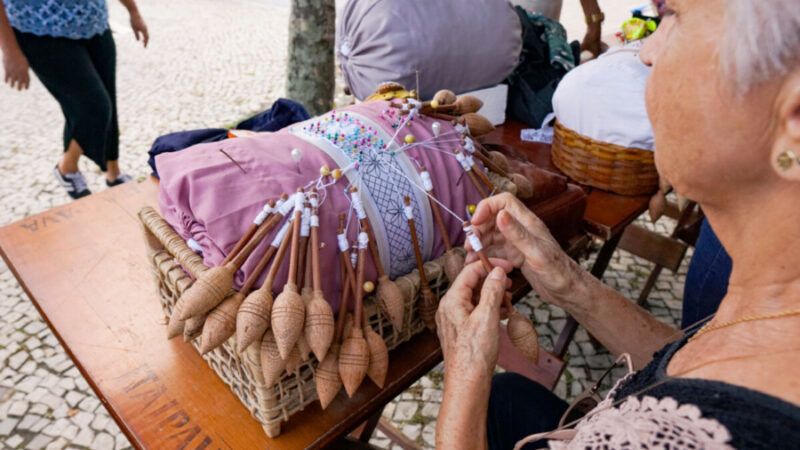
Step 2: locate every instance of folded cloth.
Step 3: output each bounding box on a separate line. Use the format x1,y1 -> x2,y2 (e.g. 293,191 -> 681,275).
156,100 -> 483,312
147,98 -> 310,178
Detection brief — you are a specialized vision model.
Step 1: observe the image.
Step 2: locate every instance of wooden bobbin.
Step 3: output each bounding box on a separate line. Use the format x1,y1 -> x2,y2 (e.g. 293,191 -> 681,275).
349,188 -> 405,331
406,196 -> 437,330
455,149 -> 488,199
271,189 -> 307,360
472,150 -> 509,178
235,218 -> 292,352
509,173 -> 534,199
297,239 -> 314,362
465,223 -> 539,363
305,201 -> 335,361
222,198 -> 279,266
363,306 -> 388,388
419,166 -> 465,284
260,329 -> 286,387
432,89 -> 457,106
177,194 -> 292,320
182,313 -> 206,342
203,222 -> 287,354
339,232 -> 370,398
315,254 -> 352,410
458,113 -> 494,137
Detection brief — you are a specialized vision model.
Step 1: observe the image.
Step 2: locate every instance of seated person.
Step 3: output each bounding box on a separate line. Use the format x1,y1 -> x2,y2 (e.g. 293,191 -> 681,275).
682,219 -> 732,328
435,0 -> 800,448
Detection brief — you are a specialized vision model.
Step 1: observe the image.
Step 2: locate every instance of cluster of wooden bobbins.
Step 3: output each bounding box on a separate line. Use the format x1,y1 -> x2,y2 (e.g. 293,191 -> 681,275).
164,92 -> 541,410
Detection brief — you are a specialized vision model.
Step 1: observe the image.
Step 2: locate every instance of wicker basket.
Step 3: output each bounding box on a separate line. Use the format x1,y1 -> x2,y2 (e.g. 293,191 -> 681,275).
551,120 -> 659,196
138,208 -> 448,438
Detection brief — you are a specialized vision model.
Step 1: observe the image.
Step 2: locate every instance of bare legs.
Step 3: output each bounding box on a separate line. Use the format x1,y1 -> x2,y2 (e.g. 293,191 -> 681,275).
56,138 -> 122,182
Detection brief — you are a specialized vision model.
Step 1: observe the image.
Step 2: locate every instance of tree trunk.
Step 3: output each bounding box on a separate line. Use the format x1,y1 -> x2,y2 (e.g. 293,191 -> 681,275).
287,0 -> 336,116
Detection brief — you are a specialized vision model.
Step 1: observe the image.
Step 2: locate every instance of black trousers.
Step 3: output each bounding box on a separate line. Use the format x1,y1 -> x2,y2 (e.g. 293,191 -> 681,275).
14,28 -> 118,171
487,373 -> 568,450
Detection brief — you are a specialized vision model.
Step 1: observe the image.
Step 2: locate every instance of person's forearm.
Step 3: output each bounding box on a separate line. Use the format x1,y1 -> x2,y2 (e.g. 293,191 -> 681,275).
526,258 -> 679,368
437,376 -> 490,449
0,0 -> 21,54
118,0 -> 139,14
580,0 -> 601,16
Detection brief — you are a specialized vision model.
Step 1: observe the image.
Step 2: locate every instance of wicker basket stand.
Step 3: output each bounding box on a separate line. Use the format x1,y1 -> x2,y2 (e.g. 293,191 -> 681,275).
551,120 -> 659,196
138,207 -> 448,438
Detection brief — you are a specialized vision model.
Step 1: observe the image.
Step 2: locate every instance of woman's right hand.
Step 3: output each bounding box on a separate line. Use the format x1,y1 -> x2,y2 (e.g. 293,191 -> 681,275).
467,193 -> 582,308
3,47 -> 29,90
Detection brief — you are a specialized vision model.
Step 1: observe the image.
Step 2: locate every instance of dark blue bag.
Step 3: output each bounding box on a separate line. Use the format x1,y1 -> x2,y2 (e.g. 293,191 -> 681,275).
148,98 -> 310,178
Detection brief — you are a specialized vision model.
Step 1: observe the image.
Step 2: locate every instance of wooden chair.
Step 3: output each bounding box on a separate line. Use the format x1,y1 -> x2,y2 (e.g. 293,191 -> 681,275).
617,200 -> 704,306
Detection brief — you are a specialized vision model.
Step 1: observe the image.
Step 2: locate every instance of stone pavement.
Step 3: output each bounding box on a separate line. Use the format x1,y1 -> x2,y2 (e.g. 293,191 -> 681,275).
0,0 -> 673,448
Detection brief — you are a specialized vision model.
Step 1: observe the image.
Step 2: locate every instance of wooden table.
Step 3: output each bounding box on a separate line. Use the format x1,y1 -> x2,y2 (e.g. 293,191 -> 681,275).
0,121 -> 648,449
0,177 -> 571,449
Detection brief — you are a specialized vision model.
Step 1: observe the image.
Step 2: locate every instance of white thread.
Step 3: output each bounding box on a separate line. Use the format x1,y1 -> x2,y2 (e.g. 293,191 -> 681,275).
350,252 -> 357,268
294,192 -> 304,213
187,238 -> 203,253
337,234 -> 349,253
455,152 -> 471,171
463,137 -> 475,153
455,123 -> 468,134
466,155 -> 475,168
300,207 -> 311,237
277,195 -> 296,216
404,205 -> 414,220
271,220 -> 291,247
310,196 -> 319,208
350,192 -> 367,220
254,209 -> 269,225
463,225 -> 483,252
407,98 -> 422,110
420,171 -> 434,191
310,215 -> 319,227
358,232 -> 369,249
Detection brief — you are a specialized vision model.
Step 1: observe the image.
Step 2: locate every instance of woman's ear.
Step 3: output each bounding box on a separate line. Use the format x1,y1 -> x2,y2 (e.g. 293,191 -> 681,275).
771,69 -> 800,181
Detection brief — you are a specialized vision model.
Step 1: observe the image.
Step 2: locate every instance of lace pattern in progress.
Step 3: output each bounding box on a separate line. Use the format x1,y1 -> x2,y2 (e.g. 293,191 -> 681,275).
549,395 -> 734,449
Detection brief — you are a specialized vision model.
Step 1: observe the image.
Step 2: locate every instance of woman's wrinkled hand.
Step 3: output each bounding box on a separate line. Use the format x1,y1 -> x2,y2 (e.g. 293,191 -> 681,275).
466,193 -> 580,308
3,48 -> 30,90
130,11 -> 149,48
436,259 -> 514,384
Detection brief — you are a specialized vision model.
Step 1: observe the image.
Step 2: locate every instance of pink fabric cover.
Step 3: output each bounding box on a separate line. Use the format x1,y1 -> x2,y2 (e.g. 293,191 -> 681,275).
157,101 -> 483,313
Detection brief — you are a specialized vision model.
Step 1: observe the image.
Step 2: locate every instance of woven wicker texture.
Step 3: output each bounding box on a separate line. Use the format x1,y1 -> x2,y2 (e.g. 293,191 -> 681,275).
139,208 -> 448,438
551,120 -> 659,196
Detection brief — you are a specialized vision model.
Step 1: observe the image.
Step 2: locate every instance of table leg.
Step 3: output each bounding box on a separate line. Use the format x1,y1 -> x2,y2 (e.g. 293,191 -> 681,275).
351,408 -> 384,443
553,232 -> 623,358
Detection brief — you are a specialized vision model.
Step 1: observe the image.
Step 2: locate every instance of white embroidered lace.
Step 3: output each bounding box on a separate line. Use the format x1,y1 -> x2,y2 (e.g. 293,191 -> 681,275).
548,394 -> 733,449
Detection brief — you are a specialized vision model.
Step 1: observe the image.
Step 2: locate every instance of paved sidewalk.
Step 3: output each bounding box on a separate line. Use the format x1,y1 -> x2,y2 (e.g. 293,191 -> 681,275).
0,0 -> 673,448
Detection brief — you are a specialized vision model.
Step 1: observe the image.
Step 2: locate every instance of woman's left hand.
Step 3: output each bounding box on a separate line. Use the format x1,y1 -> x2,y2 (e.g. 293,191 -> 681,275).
436,259 -> 514,384
129,11 -> 149,48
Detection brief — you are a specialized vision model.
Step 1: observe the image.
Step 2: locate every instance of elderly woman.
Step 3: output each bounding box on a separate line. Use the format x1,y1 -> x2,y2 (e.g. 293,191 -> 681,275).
436,0 -> 800,448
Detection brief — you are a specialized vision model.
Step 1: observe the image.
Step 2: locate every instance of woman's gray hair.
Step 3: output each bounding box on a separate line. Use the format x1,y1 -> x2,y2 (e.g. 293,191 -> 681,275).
722,0 -> 800,94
